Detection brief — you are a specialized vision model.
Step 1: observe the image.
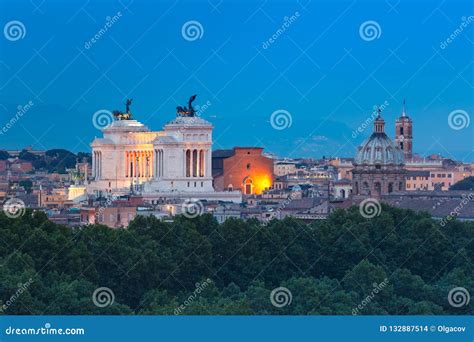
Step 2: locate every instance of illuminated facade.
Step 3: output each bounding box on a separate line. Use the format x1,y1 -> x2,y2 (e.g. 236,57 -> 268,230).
89,119 -> 158,192
212,147 -> 273,195
143,116 -> 214,193
87,114 -> 241,203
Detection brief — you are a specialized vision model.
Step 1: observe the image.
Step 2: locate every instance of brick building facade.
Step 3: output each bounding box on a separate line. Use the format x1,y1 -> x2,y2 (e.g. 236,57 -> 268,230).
212,147 -> 273,195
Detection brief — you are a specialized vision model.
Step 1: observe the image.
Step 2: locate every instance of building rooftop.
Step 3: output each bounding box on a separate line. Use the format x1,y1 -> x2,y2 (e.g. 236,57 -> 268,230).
385,197 -> 474,220
407,170 -> 430,177
102,119 -> 150,133
212,149 -> 235,158
165,116 -> 212,127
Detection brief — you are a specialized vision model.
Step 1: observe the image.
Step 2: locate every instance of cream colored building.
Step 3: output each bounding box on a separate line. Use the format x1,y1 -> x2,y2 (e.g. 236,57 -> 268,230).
87,113 -> 241,203
274,161 -> 297,176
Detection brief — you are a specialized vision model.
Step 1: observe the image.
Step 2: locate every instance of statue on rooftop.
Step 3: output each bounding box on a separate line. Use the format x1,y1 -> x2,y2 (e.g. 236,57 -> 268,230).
176,94 -> 197,116
125,98 -> 133,114
113,99 -> 133,120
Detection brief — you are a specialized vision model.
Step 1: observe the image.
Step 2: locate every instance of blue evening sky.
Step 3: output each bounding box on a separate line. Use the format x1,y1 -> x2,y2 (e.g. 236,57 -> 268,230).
0,0 -> 473,160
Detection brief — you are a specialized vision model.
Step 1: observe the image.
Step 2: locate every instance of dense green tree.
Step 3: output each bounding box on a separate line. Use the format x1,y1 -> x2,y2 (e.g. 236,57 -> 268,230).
0,150 -> 10,160
450,176 -> 474,190
19,180 -> 33,193
18,150 -> 37,162
0,205 -> 472,315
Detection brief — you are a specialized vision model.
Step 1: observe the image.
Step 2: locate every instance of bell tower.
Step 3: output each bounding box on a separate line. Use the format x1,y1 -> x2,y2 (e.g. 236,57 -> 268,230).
395,99 -> 413,160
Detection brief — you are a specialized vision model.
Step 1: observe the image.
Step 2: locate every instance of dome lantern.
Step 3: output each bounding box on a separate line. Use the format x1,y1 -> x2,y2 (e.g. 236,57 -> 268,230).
374,107 -> 385,133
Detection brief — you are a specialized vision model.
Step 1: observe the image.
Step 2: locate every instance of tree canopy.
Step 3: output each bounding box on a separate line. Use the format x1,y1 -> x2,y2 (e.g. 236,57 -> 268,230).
451,176 -> 474,191
0,150 -> 11,160
0,204 -> 472,315
13,149 -> 91,173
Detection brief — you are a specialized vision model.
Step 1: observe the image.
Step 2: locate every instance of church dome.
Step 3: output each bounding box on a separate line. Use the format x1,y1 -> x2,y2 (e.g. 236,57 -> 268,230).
354,114 -> 404,166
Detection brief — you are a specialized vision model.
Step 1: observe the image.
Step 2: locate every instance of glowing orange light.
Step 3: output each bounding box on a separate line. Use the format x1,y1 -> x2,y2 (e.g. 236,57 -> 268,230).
253,174 -> 272,194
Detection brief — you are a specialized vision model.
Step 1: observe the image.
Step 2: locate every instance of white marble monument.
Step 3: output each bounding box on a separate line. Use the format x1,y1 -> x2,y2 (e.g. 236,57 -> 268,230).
87,98 -> 241,203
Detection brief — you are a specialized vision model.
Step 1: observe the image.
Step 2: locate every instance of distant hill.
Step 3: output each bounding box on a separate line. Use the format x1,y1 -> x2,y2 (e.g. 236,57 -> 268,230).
1,149 -> 91,174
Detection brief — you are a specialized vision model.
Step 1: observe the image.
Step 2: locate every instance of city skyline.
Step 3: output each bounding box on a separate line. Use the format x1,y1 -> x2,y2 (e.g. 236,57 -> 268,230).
0,0 -> 472,332
0,0 -> 472,160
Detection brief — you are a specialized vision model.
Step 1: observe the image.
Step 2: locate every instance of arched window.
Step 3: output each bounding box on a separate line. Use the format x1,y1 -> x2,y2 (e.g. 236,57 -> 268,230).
363,181 -> 370,195
186,150 -> 191,177
243,177 -> 253,195
388,182 -> 393,193
374,182 -> 381,195
364,147 -> 371,163
386,147 -> 393,162
192,149 -> 198,177
199,150 -> 205,177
